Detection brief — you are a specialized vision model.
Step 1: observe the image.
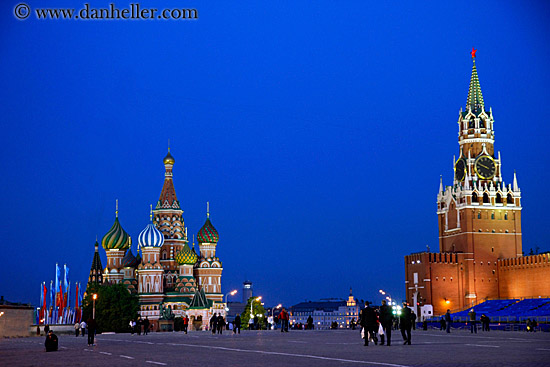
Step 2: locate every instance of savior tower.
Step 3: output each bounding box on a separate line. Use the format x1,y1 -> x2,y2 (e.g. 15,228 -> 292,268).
436,48 -> 522,302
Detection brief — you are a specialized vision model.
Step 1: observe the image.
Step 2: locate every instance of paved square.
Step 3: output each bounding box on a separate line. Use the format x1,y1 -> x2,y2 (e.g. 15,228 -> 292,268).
1,329 -> 549,366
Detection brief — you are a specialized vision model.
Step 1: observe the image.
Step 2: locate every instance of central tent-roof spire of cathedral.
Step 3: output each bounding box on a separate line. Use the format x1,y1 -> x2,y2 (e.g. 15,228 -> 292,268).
466,47 -> 485,113
157,146 -> 180,209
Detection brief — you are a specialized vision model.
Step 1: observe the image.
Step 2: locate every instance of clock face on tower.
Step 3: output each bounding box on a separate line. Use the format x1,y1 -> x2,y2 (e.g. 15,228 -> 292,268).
474,155 -> 496,179
454,158 -> 466,182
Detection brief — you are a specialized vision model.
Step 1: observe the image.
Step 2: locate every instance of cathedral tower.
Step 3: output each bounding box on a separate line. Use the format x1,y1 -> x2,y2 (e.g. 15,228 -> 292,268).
436,48 -> 522,302
101,201 -> 131,284
153,148 -> 187,291
136,209 -> 165,305
88,240 -> 103,285
194,203 -> 223,302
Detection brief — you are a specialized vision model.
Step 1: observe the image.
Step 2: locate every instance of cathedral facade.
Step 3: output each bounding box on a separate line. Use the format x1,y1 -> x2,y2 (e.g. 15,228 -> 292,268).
88,150 -> 225,330
405,50 -> 550,316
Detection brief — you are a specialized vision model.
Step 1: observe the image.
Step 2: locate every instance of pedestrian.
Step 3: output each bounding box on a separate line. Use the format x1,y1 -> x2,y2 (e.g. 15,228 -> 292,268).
359,301 -> 378,346
399,302 -> 412,345
45,330 -> 58,352
468,309 -> 477,334
279,308 -> 289,332
411,311 -> 417,330
210,313 -> 218,334
307,315 -> 314,330
87,317 -> 97,346
129,319 -> 135,335
234,314 -> 241,334
445,309 -> 452,333
74,322 -> 80,337
183,314 -> 189,334
379,300 -> 393,346
440,317 -> 446,331
80,320 -> 86,336
143,316 -> 150,335
350,318 -> 356,330
248,316 -> 254,330
483,315 -> 490,332
217,314 -> 225,334
136,317 -> 142,335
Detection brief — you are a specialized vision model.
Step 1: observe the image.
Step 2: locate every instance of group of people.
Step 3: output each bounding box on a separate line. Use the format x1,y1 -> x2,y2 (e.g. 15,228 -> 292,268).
73,320 -> 87,337
358,300 -> 414,346
129,316 -> 150,335
209,313 -> 227,334
45,316 -> 97,351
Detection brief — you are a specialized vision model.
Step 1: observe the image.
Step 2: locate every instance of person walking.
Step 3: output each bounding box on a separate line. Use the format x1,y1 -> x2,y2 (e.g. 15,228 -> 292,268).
468,309 -> 477,334
74,322 -> 80,337
136,317 -> 142,335
483,315 -> 490,332
234,314 -> 241,334
183,315 -> 189,334
143,317 -> 150,335
80,320 -> 86,336
445,310 -> 452,333
129,319 -> 135,335
279,308 -> 289,332
217,314 -> 225,334
87,317 -> 97,346
210,313 -> 218,334
379,300 -> 393,346
399,302 -> 412,345
359,302 -> 378,346
307,315 -> 314,330
411,311 -> 417,330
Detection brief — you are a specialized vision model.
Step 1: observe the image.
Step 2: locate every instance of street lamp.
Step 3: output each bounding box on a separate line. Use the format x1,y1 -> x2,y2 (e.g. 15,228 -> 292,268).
92,294 -> 98,319
225,290 -> 237,311
250,296 -> 261,316
271,304 -> 282,318
379,289 -> 392,303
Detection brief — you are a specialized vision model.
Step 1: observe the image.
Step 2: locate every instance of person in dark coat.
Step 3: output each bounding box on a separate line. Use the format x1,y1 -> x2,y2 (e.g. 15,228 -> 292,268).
379,300 -> 394,346
468,309 -> 477,334
136,317 -> 142,335
234,314 -> 241,334
399,302 -> 412,345
444,310 -> 452,333
210,313 -> 218,334
45,330 -> 58,352
87,317 -> 97,346
307,315 -> 314,330
217,315 -> 225,334
359,302 -> 378,346
143,317 -> 150,335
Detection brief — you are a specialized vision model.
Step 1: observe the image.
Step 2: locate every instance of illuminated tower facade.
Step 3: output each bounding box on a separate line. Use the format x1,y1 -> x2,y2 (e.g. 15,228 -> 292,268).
101,202 -> 131,284
136,211 -> 165,305
195,203 -> 223,302
153,149 -> 187,291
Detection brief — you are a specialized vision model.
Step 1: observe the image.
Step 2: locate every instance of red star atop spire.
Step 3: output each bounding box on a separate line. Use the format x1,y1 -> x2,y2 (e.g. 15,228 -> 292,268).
471,47 -> 477,59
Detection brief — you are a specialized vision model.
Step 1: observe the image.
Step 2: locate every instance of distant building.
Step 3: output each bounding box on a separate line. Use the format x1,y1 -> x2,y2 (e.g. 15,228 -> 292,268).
289,289 -> 359,329
0,296 -> 34,338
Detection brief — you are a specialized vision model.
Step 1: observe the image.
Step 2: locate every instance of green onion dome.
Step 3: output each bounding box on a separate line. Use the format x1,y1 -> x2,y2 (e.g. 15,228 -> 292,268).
102,217 -> 130,250
197,217 -> 219,244
175,243 -> 198,265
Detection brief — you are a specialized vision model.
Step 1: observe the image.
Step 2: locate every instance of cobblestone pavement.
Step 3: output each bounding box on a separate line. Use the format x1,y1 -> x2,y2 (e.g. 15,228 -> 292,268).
1,328 -> 550,366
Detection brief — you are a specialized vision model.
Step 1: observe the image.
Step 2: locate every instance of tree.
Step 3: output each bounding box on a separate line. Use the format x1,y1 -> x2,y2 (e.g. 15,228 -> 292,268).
241,297 -> 266,329
82,283 -> 139,333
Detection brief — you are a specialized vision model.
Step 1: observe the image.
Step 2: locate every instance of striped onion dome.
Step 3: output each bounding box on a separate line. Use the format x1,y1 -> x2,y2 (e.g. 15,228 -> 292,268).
102,217 -> 130,250
138,222 -> 164,248
122,248 -> 139,268
197,217 -> 219,243
175,243 -> 198,265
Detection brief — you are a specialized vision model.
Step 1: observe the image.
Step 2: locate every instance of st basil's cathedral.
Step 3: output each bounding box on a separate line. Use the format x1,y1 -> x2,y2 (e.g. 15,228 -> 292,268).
87,150 -> 225,330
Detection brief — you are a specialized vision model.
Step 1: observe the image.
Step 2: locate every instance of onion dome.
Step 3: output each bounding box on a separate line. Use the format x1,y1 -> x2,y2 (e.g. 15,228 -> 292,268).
197,217 -> 219,243
102,217 -> 130,250
163,150 -> 175,165
138,222 -> 165,248
122,248 -> 139,268
175,243 -> 198,265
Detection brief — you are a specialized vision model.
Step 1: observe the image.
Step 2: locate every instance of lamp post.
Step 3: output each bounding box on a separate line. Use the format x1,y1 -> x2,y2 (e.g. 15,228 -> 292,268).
271,304 -> 282,318
250,296 -> 261,317
225,290 -> 238,311
92,294 -> 97,319
379,289 -> 392,304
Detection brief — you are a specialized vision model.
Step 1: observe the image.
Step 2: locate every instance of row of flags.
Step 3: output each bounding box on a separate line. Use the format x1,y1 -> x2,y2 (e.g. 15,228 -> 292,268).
37,263 -> 84,325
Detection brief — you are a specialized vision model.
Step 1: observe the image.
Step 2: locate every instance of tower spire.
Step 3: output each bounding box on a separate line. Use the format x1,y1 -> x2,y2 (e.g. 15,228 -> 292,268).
207,201 -> 210,218
466,48 -> 484,113
116,199 -> 119,218
513,170 -> 519,191
150,204 -> 153,222
439,175 -> 443,194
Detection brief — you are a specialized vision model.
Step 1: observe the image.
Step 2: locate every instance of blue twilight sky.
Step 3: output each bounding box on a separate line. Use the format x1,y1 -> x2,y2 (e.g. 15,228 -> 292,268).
1,1 -> 549,307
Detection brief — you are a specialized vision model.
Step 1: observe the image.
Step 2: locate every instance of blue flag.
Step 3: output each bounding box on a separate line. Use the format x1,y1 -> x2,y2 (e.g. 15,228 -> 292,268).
55,264 -> 60,298
49,280 -> 53,309
40,282 -> 44,308
64,264 -> 69,293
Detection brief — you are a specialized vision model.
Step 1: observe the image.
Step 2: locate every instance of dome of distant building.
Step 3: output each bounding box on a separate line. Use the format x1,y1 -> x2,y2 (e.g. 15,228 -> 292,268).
122,248 -> 139,268
102,217 -> 130,250
138,222 -> 164,248
198,217 -> 219,243
175,243 -> 198,265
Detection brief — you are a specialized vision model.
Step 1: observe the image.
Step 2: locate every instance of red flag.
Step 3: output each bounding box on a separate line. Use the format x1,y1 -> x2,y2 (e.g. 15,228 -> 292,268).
43,283 -> 47,310
75,282 -> 79,309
